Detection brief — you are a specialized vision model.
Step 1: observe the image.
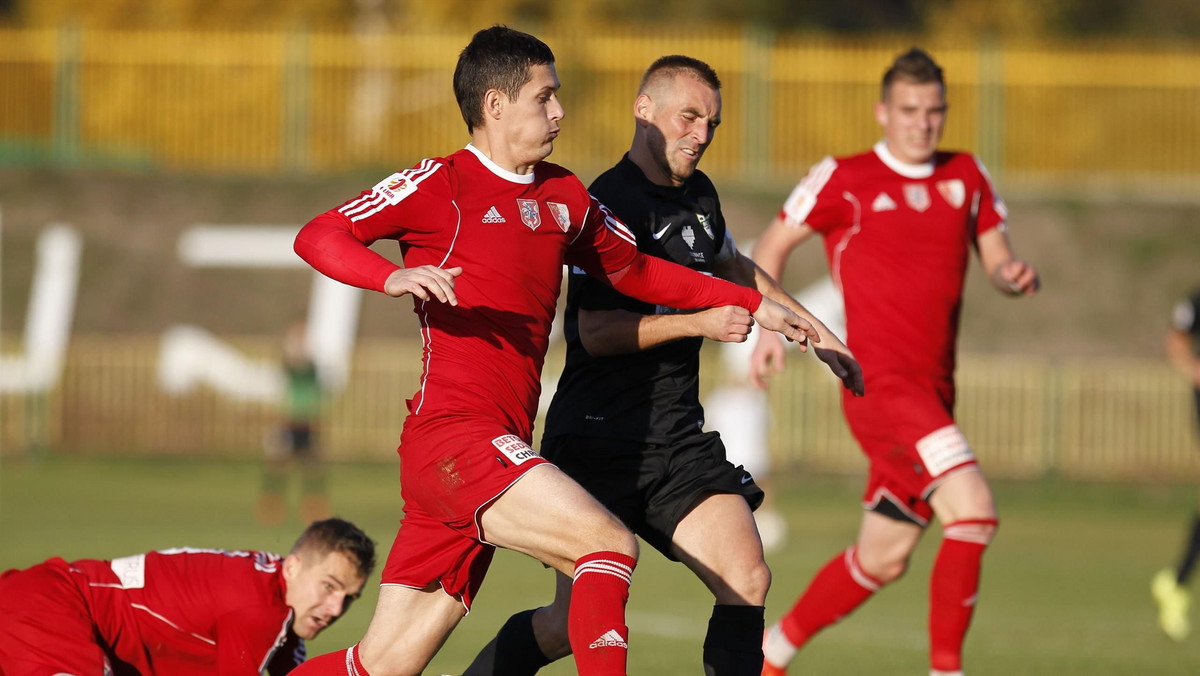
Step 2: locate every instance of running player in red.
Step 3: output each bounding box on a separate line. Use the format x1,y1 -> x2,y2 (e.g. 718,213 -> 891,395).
0,518 -> 375,676
287,27 -> 817,676
754,48 -> 1039,676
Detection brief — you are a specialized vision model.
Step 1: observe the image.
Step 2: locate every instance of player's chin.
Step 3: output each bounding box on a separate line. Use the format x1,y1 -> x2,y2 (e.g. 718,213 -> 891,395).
296,617 -> 327,639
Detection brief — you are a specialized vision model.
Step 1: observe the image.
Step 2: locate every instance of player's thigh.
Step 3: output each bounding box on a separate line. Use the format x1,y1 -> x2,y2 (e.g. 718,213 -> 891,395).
927,467 -> 996,523
480,464 -> 636,575
670,492 -> 769,605
358,583 -> 466,676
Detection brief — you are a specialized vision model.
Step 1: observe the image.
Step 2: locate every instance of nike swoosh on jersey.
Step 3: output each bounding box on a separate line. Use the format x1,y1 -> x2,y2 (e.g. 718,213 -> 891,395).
651,222 -> 672,240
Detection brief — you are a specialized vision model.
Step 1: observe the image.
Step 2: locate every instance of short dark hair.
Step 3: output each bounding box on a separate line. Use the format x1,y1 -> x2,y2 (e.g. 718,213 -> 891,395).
291,517 -> 376,580
881,47 -> 944,101
453,25 -> 556,133
638,55 -> 721,95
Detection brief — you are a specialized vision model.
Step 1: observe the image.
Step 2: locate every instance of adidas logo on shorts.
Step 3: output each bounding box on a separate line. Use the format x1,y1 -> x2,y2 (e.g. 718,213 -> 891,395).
589,629 -> 628,649
482,206 -> 506,223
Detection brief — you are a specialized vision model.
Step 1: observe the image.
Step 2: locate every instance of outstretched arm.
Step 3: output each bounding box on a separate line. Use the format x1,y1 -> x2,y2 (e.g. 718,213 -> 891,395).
718,245 -> 862,395
578,305 -> 754,357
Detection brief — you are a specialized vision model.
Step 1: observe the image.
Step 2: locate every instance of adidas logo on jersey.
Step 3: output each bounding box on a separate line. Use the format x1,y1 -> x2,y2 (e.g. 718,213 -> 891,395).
589,629 -> 628,649
871,192 -> 897,212
482,206 -> 506,223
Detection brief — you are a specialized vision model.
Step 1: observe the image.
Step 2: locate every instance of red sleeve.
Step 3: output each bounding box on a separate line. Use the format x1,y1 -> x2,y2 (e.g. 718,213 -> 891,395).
566,196 -> 762,313
778,156 -> 848,233
215,606 -> 293,676
294,161 -> 451,293
294,211 -> 400,293
971,155 -> 1007,239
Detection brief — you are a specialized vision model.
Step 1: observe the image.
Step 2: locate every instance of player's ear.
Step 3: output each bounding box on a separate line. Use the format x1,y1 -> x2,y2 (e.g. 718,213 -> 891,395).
873,100 -> 888,127
484,88 -> 505,123
634,93 -> 654,126
282,552 -> 303,581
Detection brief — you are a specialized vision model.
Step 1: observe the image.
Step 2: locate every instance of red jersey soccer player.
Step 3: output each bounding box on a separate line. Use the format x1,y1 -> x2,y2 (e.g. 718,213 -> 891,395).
754,49 -> 1039,676
0,518 -> 374,676
288,27 -> 815,676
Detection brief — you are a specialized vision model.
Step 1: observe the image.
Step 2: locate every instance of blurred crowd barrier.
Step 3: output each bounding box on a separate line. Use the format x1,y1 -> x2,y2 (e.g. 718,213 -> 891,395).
1,27 -> 1199,195
1,336 -> 1196,482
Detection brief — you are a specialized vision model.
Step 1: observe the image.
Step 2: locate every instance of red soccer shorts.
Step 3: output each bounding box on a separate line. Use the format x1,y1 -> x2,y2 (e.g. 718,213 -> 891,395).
0,559 -> 114,676
384,414 -> 550,609
842,375 -> 978,525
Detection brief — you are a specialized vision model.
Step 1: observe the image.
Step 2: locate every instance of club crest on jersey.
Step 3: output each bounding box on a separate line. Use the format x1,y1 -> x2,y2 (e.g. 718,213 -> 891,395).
936,179 -> 965,208
697,212 -> 714,240
492,434 -> 540,466
547,201 -> 571,232
516,199 -> 541,230
903,183 -> 931,212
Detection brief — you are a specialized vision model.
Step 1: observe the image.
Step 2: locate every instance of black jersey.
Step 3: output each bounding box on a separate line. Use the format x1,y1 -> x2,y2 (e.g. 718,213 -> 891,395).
543,154 -> 737,444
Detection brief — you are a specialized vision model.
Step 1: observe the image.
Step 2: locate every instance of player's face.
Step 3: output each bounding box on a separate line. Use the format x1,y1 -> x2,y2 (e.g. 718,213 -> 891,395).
641,75 -> 721,186
503,63 -> 564,167
875,79 -> 947,165
283,550 -> 366,639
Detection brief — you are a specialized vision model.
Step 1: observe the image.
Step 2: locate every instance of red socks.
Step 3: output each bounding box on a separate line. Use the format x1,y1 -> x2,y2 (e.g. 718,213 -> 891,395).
929,519 -> 997,673
765,547 -> 880,668
289,644 -> 369,675
568,551 -> 636,675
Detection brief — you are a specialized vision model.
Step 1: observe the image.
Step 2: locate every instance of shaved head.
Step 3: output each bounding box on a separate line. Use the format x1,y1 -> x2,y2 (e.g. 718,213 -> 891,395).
638,55 -> 721,98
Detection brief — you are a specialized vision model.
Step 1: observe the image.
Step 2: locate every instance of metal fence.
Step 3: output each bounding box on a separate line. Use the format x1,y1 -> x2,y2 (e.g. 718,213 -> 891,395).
2,336 -> 1196,482
1,28 -> 1200,194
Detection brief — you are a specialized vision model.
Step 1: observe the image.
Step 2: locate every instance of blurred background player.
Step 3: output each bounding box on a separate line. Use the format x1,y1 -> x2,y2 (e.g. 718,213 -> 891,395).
0,517 -> 375,675
754,48 -> 1040,676
288,26 -> 817,676
1152,287 -> 1200,641
458,55 -> 861,676
258,320 -> 331,526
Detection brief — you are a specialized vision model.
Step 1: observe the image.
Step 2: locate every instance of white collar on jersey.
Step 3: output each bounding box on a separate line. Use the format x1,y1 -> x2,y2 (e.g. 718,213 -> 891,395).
465,144 -> 536,185
873,140 -> 935,179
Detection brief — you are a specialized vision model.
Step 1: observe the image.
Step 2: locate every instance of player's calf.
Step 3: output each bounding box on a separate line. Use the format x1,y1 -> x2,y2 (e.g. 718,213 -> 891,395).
568,551 -> 637,675
929,518 -> 999,674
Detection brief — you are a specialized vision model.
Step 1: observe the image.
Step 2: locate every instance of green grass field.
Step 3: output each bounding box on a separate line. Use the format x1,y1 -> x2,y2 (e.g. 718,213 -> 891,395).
1,455 -> 1197,675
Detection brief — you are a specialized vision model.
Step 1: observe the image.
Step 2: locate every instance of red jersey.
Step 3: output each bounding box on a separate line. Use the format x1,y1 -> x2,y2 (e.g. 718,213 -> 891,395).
0,549 -> 301,675
781,141 -> 1006,384
295,145 -> 761,442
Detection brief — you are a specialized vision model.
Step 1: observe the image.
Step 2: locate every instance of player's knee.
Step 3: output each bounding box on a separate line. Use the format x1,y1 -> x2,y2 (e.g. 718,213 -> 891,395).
729,557 -> 771,605
857,547 -> 910,584
869,556 -> 909,584
601,527 -> 639,561
943,517 -> 999,546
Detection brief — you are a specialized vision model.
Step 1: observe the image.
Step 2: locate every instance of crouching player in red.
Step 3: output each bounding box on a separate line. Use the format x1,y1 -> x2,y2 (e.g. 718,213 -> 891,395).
0,518 -> 375,675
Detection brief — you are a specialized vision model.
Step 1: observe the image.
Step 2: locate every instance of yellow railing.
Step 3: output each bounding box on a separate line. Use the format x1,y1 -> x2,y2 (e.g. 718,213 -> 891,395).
2,336 -> 1196,482
1,28 -> 1199,193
